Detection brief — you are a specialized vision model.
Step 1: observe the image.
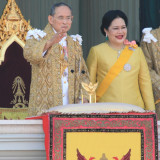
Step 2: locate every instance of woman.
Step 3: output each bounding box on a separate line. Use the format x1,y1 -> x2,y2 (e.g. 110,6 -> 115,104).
86,10 -> 155,111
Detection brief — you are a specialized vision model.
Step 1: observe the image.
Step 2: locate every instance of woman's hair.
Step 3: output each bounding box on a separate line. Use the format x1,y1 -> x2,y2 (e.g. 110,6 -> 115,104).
50,2 -> 72,16
100,10 -> 128,36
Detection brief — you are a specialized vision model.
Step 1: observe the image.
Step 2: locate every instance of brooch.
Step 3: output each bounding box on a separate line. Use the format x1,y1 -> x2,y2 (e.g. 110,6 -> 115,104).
124,64 -> 131,71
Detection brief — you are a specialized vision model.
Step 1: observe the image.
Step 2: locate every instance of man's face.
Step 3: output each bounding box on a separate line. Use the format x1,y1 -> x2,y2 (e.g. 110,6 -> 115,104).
48,6 -> 73,33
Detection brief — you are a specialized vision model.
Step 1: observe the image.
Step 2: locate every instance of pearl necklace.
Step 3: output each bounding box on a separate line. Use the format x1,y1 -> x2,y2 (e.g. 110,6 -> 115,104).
107,41 -> 125,58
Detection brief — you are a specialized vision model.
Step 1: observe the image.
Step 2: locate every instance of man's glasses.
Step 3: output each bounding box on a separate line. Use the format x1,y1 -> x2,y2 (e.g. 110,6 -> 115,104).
54,16 -> 72,22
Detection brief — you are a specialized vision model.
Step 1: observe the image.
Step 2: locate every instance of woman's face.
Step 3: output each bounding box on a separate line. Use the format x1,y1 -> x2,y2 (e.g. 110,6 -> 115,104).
105,17 -> 127,47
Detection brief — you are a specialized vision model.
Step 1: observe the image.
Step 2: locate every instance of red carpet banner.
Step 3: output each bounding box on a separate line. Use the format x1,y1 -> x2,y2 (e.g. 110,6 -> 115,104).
28,112 -> 158,160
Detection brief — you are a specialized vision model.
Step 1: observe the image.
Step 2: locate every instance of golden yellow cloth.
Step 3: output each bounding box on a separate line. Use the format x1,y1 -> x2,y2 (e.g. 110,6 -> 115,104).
96,46 -> 133,101
23,24 -> 89,116
67,132 -> 141,160
86,42 -> 155,110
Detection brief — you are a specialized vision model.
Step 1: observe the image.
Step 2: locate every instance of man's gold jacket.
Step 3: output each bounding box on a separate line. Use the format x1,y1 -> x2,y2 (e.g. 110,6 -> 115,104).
23,24 -> 89,116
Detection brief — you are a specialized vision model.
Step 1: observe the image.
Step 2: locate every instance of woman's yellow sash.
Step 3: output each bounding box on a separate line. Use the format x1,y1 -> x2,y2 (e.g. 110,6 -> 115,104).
96,46 -> 133,102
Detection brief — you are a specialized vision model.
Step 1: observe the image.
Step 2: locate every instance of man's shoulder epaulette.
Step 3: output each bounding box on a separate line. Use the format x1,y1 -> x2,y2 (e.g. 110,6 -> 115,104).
70,34 -> 82,45
26,29 -> 46,41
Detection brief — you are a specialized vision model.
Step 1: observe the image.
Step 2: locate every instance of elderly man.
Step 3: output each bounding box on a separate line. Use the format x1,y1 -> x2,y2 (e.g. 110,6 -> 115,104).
141,27 -> 160,119
23,2 -> 89,116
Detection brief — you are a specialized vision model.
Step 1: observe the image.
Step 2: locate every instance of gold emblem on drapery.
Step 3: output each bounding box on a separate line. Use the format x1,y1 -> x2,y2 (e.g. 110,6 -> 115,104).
10,76 -> 28,108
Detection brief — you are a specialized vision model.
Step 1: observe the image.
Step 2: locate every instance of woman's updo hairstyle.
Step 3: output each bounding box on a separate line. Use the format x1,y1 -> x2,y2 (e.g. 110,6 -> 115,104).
100,10 -> 128,36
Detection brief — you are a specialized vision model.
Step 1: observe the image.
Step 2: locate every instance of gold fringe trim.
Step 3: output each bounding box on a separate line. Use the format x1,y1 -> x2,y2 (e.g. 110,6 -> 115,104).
0,108 -> 28,120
